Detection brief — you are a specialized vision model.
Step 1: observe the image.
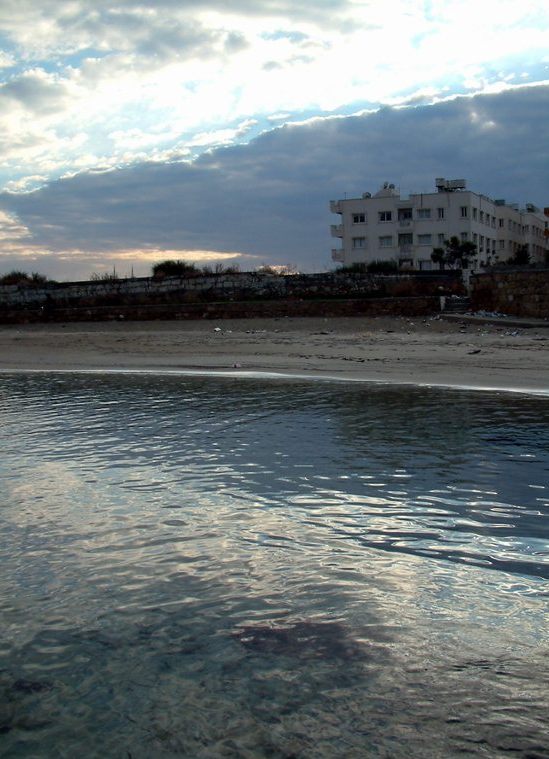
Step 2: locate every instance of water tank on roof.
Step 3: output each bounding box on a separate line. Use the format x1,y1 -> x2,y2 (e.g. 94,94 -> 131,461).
362,192 -> 372,198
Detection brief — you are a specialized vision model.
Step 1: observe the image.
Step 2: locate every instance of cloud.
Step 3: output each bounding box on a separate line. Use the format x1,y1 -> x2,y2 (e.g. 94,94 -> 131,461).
0,68 -> 70,114
0,85 -> 547,280
0,0 -> 547,198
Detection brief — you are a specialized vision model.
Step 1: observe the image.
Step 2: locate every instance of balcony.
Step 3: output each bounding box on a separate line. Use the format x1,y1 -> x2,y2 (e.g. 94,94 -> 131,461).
330,200 -> 342,214
331,249 -> 345,262
399,244 -> 413,254
330,224 -> 344,238
399,220 -> 412,227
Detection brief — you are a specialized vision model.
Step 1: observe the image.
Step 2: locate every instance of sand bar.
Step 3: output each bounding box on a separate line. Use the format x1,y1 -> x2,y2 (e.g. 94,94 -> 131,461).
0,315 -> 548,395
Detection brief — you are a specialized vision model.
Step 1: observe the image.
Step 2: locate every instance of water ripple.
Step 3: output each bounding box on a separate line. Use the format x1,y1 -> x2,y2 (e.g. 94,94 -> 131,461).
1,374 -> 548,756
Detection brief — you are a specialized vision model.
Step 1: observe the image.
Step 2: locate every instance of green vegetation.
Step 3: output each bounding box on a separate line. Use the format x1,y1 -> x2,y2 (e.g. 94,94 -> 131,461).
0,270 -> 50,286
152,260 -> 200,278
338,260 -> 398,274
200,262 -> 242,275
431,236 -> 477,270
337,262 -> 367,274
366,260 -> 398,274
90,270 -> 120,282
506,244 -> 530,266
152,260 -> 247,278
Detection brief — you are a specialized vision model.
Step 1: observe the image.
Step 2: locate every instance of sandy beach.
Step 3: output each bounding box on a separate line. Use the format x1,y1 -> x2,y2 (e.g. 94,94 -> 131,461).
1,315 -> 548,394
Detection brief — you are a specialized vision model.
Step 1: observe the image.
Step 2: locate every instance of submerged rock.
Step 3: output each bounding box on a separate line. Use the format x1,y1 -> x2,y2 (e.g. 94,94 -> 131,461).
232,621 -> 368,662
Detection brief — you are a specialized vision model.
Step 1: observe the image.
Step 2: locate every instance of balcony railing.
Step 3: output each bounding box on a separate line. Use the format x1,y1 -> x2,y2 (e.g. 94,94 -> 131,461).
331,249 -> 345,262
399,244 -> 413,254
399,219 -> 412,227
330,224 -> 344,238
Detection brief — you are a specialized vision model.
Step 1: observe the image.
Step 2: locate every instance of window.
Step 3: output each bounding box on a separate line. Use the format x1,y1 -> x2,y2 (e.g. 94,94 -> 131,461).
398,233 -> 413,246
378,211 -> 392,222
437,208 -> 445,219
479,235 -> 484,250
437,233 -> 445,245
499,240 -> 505,250
417,208 -> 431,219
460,232 -> 468,242
499,218 -> 504,228
417,233 -> 432,245
491,216 -> 496,228
460,206 -> 468,218
480,211 -> 484,223
379,235 -> 393,247
352,237 -> 366,248
473,233 -> 478,243
472,208 -> 478,220
352,213 -> 366,224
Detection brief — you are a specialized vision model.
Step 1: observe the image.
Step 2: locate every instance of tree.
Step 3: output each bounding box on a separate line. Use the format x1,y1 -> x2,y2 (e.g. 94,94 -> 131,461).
431,248 -> 446,271
431,237 -> 477,270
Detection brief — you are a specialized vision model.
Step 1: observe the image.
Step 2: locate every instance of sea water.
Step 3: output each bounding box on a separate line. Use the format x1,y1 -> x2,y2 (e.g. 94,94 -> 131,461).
0,373 -> 548,758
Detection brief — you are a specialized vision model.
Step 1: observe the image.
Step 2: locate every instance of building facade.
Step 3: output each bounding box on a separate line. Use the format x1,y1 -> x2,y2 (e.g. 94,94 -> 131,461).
330,178 -> 549,270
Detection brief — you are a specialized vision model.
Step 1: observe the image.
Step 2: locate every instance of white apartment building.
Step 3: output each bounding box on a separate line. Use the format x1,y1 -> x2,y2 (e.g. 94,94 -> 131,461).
330,178 -> 549,270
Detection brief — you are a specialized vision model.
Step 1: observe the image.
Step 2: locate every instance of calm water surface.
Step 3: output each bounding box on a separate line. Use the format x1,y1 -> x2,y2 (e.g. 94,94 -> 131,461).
0,373 -> 548,758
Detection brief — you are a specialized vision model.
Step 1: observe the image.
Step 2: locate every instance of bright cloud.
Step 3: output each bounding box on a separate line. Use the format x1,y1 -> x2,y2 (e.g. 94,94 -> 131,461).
0,1 -> 548,277
0,0 -> 547,194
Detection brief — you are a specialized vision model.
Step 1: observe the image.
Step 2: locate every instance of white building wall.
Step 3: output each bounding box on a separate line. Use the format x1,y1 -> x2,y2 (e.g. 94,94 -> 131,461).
330,179 -> 549,271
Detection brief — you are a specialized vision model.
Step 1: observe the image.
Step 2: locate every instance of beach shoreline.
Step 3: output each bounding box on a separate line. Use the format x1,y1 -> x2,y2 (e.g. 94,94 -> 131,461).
1,315 -> 548,394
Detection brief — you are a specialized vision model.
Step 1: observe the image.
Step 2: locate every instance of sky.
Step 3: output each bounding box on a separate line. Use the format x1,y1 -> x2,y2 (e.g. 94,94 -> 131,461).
0,0 -> 548,280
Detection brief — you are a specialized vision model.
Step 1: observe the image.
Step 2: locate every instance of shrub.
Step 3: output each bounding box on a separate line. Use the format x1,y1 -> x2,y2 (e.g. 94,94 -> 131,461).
0,270 -> 49,286
90,271 -> 119,282
337,262 -> 368,274
152,260 -> 200,278
506,245 -> 530,266
367,260 -> 398,274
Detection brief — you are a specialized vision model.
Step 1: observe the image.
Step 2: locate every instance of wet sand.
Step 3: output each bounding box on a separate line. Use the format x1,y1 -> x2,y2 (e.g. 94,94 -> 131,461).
0,315 -> 548,394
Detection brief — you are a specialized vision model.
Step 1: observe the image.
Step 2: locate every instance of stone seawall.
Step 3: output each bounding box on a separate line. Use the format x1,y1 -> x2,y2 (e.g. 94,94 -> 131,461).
0,271 -> 461,323
0,271 -> 462,307
471,269 -> 549,318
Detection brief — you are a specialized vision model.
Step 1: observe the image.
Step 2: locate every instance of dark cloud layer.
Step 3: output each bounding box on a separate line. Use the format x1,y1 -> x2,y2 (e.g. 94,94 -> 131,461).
1,85 -> 547,272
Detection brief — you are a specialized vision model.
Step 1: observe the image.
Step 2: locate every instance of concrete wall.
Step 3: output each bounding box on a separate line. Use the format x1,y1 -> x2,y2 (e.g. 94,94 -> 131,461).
470,269 -> 549,318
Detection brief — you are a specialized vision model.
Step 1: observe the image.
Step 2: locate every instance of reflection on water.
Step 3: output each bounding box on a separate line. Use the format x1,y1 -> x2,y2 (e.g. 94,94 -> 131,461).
0,373 -> 548,757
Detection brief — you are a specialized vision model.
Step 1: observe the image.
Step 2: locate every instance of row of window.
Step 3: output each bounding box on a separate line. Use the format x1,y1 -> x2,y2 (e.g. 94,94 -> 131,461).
514,222 -> 545,237
353,208 -> 458,224
351,231 -> 533,253
352,232 -> 469,249
350,207 -> 541,229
